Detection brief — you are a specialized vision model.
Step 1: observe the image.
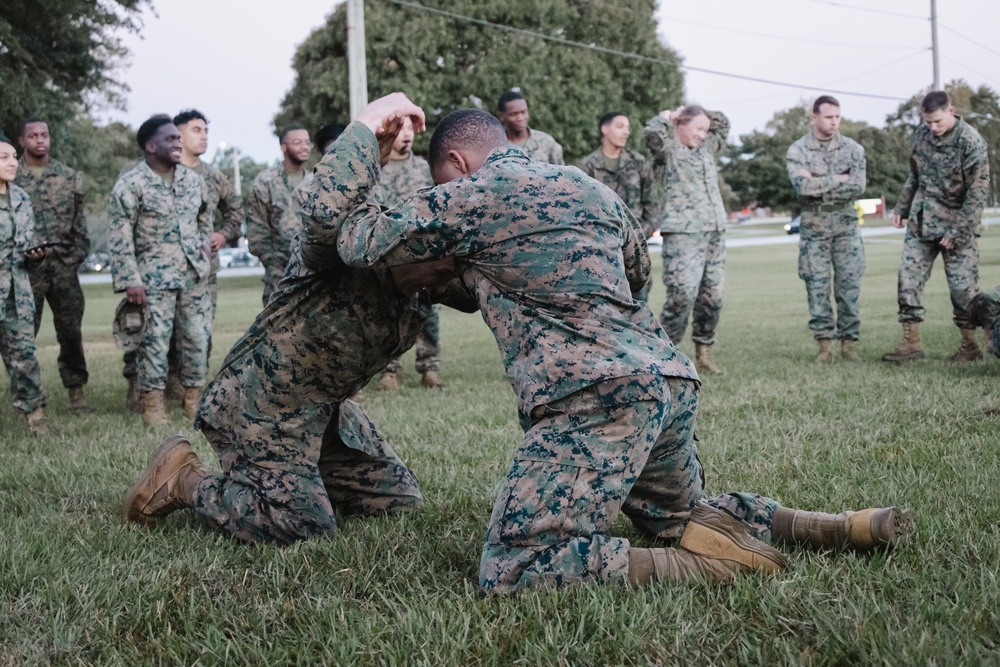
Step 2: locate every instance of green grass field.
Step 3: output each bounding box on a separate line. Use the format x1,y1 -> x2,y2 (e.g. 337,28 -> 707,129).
2,233 -> 999,665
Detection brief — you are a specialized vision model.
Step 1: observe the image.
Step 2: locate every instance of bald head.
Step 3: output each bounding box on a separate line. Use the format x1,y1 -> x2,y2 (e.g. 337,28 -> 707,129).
428,109 -> 507,184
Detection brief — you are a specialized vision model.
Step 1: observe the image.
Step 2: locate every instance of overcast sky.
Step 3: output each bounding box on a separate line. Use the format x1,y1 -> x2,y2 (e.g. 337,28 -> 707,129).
107,0 -> 1000,163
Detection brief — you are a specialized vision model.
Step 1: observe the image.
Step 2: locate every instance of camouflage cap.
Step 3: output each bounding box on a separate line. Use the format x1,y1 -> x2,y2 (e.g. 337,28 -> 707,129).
113,299 -> 146,352
968,291 -> 1000,328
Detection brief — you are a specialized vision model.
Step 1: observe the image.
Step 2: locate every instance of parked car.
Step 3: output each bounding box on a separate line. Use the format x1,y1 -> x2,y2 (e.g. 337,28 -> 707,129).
227,249 -> 260,268
80,252 -> 111,273
646,230 -> 663,248
784,216 -> 801,235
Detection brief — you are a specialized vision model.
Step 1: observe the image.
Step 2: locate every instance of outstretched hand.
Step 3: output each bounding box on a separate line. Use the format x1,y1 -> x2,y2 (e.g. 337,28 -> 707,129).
356,93 -> 426,166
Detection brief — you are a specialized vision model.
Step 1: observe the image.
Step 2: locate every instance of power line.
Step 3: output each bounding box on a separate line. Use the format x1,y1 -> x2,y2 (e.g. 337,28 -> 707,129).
939,24 -> 1000,59
380,0 -> 908,101
799,0 -> 926,21
940,55 -> 1000,89
661,15 -> 922,51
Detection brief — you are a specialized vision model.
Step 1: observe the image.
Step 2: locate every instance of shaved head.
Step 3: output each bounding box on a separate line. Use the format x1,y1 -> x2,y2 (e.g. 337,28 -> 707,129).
428,109 -> 507,171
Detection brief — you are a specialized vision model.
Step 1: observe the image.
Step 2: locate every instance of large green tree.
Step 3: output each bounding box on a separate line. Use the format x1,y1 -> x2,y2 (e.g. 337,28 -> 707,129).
0,0 -> 149,138
276,0 -> 683,162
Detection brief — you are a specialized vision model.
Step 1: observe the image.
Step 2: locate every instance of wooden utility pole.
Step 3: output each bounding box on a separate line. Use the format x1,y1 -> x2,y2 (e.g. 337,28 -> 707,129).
347,0 -> 369,118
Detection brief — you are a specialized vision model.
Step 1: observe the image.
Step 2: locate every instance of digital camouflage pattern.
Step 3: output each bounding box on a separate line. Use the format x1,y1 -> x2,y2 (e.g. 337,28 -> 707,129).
895,117 -> 989,327
786,132 -> 867,340
644,112 -> 729,234
645,111 -> 730,346
191,160 -> 244,275
246,166 -> 301,304
580,147 -> 659,302
0,185 -> 46,413
510,129 -> 564,165
329,122 -> 776,593
968,286 -> 1000,356
659,231 -> 725,345
372,153 -> 441,376
189,124 -> 466,544
15,157 -> 90,387
107,162 -> 213,391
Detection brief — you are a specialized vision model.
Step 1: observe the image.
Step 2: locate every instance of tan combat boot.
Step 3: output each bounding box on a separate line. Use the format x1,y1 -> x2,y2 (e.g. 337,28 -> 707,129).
126,376 -> 143,414
68,386 -> 90,413
164,371 -> 184,403
694,343 -> 724,375
124,435 -> 206,526
841,339 -> 861,363
948,328 -> 983,362
771,506 -> 913,551
376,371 -> 401,391
420,370 -> 444,389
816,339 -> 834,364
182,386 -> 203,420
26,408 -> 49,436
142,389 -> 168,427
881,322 -> 925,362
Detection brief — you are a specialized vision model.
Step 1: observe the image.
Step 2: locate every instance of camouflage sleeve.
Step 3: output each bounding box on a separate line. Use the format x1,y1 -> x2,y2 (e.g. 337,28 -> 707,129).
643,115 -> 675,164
107,180 -> 142,291
704,111 -> 730,156
638,158 -> 660,238
550,140 -> 565,166
958,137 -> 990,233
829,142 -> 867,201
620,201 -> 651,295
786,141 -> 835,198
16,196 -> 36,263
245,176 -> 274,267
69,171 -> 90,264
895,152 -> 919,219
579,154 -> 596,178
216,175 -> 245,242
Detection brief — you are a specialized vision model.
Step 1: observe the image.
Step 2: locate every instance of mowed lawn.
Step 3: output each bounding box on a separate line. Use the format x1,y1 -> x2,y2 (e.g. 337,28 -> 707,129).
2,231 -> 999,666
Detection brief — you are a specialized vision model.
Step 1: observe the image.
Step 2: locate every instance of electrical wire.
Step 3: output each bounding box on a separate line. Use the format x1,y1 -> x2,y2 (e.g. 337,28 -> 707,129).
939,24 -> 1000,59
798,0 -> 926,21
379,0 -> 909,101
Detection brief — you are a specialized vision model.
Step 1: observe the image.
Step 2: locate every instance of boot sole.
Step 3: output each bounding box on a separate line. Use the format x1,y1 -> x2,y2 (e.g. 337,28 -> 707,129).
123,435 -> 192,526
881,352 -> 925,362
849,507 -> 914,550
680,505 -> 788,573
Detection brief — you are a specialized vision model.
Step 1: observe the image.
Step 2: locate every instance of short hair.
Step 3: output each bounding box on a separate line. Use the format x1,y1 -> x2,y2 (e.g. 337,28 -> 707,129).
599,112 -> 626,131
136,114 -> 174,151
922,91 -> 951,113
314,123 -> 346,154
428,109 -> 507,170
19,116 -> 47,137
812,95 -> 840,113
675,105 -> 709,125
173,109 -> 208,127
497,91 -> 526,112
278,124 -> 306,144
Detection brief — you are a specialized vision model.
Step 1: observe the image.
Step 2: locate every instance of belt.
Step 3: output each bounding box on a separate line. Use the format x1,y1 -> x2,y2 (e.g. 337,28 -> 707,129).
804,202 -> 848,213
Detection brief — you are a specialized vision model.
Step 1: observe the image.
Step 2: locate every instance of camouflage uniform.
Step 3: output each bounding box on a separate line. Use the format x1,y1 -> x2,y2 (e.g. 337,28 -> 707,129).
164,161 -> 245,377
970,287 -> 1000,356
895,117 -> 989,328
14,158 -> 90,389
644,112 -> 729,345
190,127 -> 452,544
247,166 -> 302,305
580,147 -> 660,302
336,123 -> 779,594
786,132 -> 867,340
108,162 -> 213,392
371,154 -> 441,376
511,129 -> 564,165
0,185 -> 46,413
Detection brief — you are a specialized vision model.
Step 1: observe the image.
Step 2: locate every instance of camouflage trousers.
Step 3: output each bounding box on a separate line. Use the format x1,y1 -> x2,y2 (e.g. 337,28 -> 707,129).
0,292 -> 46,414
479,375 -> 778,594
193,399 -> 423,545
660,231 -> 725,345
29,259 -> 89,388
896,232 -> 979,328
797,217 -> 865,340
383,305 -> 440,375
137,268 -> 212,392
167,271 -> 219,380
